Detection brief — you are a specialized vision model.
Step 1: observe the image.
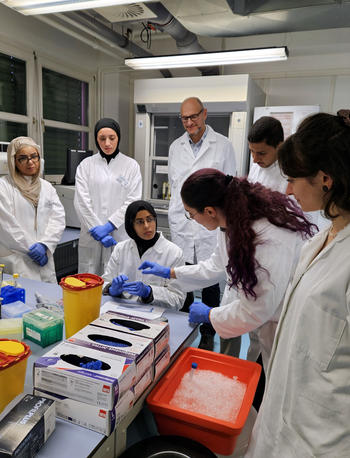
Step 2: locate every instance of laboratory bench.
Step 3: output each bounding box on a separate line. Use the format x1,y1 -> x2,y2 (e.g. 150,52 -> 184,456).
0,275 -> 199,457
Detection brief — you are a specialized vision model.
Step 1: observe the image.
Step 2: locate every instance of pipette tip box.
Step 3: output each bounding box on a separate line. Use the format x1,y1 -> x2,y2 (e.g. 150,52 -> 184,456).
22,307 -> 63,347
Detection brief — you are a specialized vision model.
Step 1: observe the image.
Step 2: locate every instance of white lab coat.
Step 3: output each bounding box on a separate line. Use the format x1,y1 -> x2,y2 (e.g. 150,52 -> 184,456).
246,224 -> 350,458
168,125 -> 236,263
102,233 -> 186,310
174,219 -> 304,368
74,152 -> 142,275
0,176 -> 65,283
248,161 -> 287,193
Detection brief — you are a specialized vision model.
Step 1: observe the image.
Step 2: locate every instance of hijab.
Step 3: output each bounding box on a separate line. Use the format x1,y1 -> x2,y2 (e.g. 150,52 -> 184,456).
125,200 -> 160,257
7,136 -> 41,207
94,118 -> 121,163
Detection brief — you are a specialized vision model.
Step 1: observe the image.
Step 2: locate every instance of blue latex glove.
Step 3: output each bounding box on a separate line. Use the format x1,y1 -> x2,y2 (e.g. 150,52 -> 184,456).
122,281 -> 151,298
109,274 -> 129,296
28,243 -> 47,262
189,301 -> 212,324
138,261 -> 170,279
38,254 -> 48,267
89,221 -> 115,241
100,235 -> 117,248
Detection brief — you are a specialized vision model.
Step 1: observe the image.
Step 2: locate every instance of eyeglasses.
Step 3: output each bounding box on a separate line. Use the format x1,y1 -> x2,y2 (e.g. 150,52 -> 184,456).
134,216 -> 156,226
184,210 -> 198,220
179,109 -> 203,123
15,153 -> 40,164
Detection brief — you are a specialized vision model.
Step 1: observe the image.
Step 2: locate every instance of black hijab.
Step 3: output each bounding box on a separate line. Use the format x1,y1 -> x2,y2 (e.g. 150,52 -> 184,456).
125,200 -> 160,257
94,118 -> 121,163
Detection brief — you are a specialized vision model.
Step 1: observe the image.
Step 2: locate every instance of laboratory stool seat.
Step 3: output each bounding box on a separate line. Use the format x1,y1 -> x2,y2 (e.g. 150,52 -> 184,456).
119,435 -> 216,458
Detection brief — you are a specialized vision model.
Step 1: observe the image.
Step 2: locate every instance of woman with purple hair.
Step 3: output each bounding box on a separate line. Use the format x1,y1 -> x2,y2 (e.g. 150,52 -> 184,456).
140,168 -> 315,372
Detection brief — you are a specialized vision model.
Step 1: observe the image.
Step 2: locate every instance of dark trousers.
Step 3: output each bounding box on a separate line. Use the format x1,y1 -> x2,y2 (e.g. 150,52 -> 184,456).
180,264 -> 220,337
252,353 -> 266,411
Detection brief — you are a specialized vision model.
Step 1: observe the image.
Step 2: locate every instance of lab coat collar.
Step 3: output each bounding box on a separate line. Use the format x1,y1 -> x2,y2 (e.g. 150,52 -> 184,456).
129,232 -> 165,257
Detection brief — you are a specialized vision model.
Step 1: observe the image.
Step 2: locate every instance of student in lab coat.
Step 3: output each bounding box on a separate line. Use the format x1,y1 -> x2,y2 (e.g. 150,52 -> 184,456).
0,136 -> 65,282
102,200 -> 185,310
74,118 -> 142,276
140,168 -> 315,369
247,116 -> 286,192
168,97 -> 237,351
246,109 -> 350,457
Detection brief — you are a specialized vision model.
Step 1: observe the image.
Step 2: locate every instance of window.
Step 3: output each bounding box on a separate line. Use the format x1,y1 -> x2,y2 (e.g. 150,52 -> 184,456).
0,51 -> 28,141
42,67 -> 90,176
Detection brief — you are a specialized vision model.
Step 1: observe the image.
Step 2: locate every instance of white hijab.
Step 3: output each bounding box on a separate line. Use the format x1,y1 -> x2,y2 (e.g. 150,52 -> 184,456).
7,136 -> 41,207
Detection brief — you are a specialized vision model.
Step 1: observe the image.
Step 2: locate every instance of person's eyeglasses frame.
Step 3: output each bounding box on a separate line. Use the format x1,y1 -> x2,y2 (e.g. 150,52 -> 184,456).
179,109 -> 204,123
184,210 -> 198,220
15,153 -> 40,165
134,216 -> 156,226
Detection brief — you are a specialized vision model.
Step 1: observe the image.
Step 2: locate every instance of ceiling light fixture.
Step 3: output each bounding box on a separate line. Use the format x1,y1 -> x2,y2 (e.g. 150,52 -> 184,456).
2,0 -> 153,15
125,46 -> 289,70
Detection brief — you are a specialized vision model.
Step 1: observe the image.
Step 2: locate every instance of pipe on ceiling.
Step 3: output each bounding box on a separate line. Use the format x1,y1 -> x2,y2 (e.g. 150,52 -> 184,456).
146,2 -> 220,76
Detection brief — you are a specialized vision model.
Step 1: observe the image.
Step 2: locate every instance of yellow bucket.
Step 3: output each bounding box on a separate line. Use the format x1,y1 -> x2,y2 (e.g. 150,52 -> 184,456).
60,273 -> 104,338
0,339 -> 31,413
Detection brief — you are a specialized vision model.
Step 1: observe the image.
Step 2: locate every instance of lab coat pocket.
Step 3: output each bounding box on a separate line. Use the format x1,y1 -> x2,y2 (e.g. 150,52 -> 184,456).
294,299 -> 346,371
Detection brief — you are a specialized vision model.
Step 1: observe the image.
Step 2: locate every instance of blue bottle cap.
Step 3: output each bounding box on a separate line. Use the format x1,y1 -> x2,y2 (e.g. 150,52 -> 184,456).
191,362 -> 198,369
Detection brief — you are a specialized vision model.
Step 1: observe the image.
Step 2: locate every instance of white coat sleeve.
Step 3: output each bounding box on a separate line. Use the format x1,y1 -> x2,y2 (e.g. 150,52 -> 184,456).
222,139 -> 237,177
102,244 -> 122,283
0,180 -> 34,253
150,250 -> 186,311
108,161 -> 142,229
74,161 -> 102,229
39,184 -> 66,254
174,242 -> 226,292
210,239 -> 295,339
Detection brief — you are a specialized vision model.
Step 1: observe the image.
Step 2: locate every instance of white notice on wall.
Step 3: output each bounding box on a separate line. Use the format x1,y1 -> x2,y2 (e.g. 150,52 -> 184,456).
156,165 -> 168,174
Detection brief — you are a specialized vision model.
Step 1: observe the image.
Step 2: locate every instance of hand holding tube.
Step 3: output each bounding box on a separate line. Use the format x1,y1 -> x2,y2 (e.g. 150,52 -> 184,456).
109,274 -> 128,296
122,281 -> 151,298
138,261 -> 170,279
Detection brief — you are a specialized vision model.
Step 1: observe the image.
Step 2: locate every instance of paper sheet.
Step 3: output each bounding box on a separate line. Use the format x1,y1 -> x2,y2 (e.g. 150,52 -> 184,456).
100,300 -> 165,320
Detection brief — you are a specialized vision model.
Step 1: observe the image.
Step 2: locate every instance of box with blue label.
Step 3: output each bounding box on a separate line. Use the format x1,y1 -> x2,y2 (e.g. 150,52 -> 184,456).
91,310 -> 169,359
67,324 -> 154,380
33,341 -> 136,410
34,387 -> 134,436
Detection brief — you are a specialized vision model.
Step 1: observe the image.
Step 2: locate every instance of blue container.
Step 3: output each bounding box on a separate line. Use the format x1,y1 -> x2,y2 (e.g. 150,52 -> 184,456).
0,286 -> 25,305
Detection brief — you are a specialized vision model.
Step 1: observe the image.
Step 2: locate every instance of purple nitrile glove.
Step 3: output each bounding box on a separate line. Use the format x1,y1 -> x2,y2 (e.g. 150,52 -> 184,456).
100,235 -> 117,248
109,274 -> 129,297
28,242 -> 47,262
138,261 -> 170,279
122,281 -> 151,298
89,221 -> 115,241
189,301 -> 212,324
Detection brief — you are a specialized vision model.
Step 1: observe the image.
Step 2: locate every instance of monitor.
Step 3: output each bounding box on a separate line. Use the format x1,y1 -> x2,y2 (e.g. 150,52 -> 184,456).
61,148 -> 93,185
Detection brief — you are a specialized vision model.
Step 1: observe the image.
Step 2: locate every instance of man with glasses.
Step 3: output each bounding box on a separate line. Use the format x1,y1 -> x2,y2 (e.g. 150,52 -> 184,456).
167,97 -> 236,351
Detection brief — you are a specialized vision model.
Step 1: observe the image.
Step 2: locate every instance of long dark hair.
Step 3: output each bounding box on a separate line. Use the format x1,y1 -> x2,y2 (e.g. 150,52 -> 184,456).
278,110 -> 350,219
181,168 -> 315,299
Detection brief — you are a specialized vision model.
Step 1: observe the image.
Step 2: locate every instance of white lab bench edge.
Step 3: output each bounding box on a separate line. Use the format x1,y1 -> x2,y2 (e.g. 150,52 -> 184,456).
0,274 -> 199,458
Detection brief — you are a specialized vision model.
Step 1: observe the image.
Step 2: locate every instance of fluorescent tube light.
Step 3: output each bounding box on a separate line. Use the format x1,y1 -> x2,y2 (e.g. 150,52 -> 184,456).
2,0 -> 152,15
125,47 -> 289,70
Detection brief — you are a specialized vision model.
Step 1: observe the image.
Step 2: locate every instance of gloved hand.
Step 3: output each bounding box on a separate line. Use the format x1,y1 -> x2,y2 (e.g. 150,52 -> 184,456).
138,261 -> 170,279
37,254 -> 48,267
189,301 -> 212,324
28,243 -> 47,262
109,274 -> 129,296
122,281 -> 151,298
89,221 -> 115,241
100,235 -> 117,248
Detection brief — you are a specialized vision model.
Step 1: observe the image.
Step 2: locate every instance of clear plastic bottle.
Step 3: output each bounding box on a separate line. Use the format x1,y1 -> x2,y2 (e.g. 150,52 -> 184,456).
13,273 -> 21,288
190,362 -> 198,379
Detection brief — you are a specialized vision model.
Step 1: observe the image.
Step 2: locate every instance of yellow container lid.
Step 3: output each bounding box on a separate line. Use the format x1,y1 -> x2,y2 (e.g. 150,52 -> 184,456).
0,339 -> 31,370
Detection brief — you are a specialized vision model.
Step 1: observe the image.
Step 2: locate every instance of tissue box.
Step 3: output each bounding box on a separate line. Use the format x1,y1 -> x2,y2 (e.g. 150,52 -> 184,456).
0,394 -> 55,457
34,388 -> 134,436
154,345 -> 170,382
34,341 -> 136,410
92,311 -> 169,359
67,324 -> 154,380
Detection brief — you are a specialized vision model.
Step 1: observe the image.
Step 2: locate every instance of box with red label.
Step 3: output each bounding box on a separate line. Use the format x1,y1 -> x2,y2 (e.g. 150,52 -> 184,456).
34,388 -> 134,436
91,310 -> 169,359
33,341 -> 136,410
67,324 -> 154,381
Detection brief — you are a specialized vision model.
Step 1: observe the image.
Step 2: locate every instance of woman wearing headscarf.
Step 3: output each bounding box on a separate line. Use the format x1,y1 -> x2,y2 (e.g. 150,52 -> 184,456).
102,200 -> 186,310
74,118 -> 142,275
0,136 -> 65,282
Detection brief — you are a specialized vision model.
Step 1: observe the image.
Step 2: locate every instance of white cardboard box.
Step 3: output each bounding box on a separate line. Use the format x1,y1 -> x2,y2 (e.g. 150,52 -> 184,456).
91,310 -> 169,359
34,388 -> 134,436
67,324 -> 154,380
154,345 -> 170,382
34,341 -> 136,410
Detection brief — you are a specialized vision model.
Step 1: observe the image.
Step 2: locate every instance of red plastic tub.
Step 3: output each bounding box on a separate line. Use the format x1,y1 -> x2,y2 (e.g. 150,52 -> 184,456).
147,347 -> 261,455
